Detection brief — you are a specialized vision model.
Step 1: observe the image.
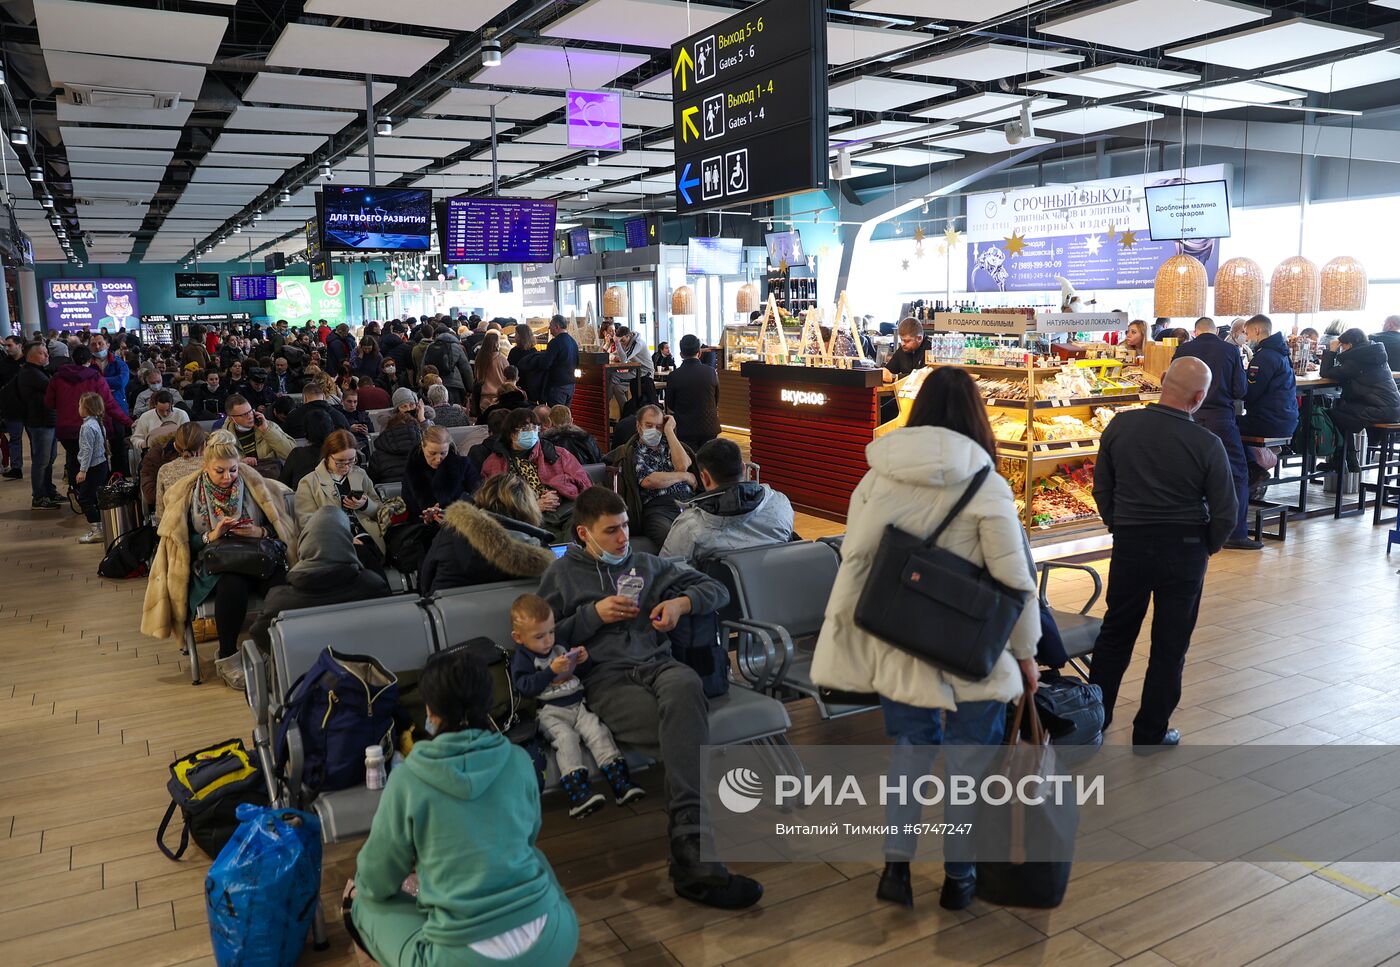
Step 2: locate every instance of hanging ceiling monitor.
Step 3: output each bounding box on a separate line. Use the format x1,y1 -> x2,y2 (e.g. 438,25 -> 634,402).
687,237 -> 742,275
440,197 -> 557,264
1143,180 -> 1232,241
320,185 -> 432,251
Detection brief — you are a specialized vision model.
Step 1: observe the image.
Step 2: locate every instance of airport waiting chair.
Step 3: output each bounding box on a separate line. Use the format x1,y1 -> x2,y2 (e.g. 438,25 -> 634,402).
1037,561 -> 1104,678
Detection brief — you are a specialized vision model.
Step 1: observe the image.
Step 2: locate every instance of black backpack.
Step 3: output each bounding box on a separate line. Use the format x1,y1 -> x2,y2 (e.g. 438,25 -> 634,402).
98,522 -> 157,579
424,339 -> 455,379
157,738 -> 269,860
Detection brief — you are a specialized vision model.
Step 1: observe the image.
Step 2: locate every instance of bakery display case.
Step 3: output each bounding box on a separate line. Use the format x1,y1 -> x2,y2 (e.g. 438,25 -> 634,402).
880,358 -> 1160,537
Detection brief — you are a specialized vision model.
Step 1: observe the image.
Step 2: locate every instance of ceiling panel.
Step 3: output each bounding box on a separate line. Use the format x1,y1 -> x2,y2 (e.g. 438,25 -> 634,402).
305,0 -> 510,30
1021,64 -> 1199,98
443,160 -> 535,177
370,137 -> 470,159
340,155 -> 434,172
425,89 -> 562,120
599,149 -> 673,168
499,186 -> 572,199
1037,0 -> 1270,52
621,98 -> 674,129
517,123 -> 641,145
409,174 -> 494,191
1141,81 -> 1307,113
67,161 -> 168,181
828,75 -> 955,112
225,105 -> 356,134
1268,51 -> 1400,93
559,164 -> 650,180
201,152 -> 303,168
632,73 -> 671,95
854,146 -> 962,167
468,43 -> 650,89
241,73 -> 395,110
66,146 -> 174,166
931,129 -> 1055,153
34,0 -> 228,63
266,23 -> 447,77
61,127 -> 180,149
393,118 -> 514,141
830,120 -> 925,143
189,167 -> 287,184
1168,18 -> 1382,70
896,43 -> 1083,82
472,143 -> 578,163
166,204 -> 246,216
851,0 -> 1031,18
56,100 -> 193,127
1036,105 -> 1164,133
915,91 -> 1065,122
72,180 -> 157,199
827,23 -> 933,65
212,133 -> 329,154
43,50 -> 206,100
544,0 -> 730,48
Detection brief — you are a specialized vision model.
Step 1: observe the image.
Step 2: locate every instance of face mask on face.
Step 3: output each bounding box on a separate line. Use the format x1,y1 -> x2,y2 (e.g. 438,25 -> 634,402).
424,716 -> 439,736
96,349 -> 108,359
640,427 -> 662,447
384,366 -> 396,375
589,532 -> 629,566
515,430 -> 539,450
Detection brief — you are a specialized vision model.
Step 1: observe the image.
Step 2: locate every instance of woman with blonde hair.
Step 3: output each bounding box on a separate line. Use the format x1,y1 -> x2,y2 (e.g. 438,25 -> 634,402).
142,429 -> 299,689
295,428 -> 385,573
73,392 -> 110,544
418,473 -> 554,594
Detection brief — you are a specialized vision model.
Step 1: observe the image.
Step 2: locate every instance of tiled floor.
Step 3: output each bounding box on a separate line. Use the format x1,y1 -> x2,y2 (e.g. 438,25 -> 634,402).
0,475 -> 1398,966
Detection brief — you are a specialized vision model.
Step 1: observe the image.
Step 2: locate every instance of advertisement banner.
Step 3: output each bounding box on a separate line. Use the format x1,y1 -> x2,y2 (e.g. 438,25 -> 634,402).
265,275 -> 348,327
43,277 -> 140,330
966,165 -> 1228,293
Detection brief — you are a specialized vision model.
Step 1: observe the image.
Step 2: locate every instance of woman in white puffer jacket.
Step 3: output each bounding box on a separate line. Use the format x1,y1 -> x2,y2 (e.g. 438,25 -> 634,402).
810,365 -> 1041,913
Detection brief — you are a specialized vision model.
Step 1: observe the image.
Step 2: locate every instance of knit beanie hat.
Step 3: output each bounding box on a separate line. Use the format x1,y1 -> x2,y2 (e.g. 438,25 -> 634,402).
391,387 -> 418,408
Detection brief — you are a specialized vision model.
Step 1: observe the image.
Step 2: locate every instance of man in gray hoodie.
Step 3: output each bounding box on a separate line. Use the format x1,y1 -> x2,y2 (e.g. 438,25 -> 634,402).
660,438 -> 795,561
537,486 -> 762,911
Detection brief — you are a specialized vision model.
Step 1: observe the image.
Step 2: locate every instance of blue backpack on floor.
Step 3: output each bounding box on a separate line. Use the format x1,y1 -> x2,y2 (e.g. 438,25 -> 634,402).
206,804 -> 322,967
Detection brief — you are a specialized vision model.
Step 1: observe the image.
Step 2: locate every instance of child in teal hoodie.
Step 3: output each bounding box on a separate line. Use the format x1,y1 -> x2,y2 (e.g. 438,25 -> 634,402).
348,647 -> 578,967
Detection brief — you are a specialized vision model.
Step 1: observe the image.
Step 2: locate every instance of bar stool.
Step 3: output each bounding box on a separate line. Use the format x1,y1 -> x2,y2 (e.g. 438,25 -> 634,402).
1359,423 -> 1400,524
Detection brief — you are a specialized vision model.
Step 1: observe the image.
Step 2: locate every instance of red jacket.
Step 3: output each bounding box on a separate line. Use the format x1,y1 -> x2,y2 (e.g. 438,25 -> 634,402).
318,325 -> 331,345
204,331 -> 221,357
356,384 -> 390,410
43,363 -> 133,441
481,439 -> 591,500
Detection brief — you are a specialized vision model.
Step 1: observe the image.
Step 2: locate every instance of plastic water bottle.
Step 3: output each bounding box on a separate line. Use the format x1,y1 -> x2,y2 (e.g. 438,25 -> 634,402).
365,746 -> 386,790
616,569 -> 645,606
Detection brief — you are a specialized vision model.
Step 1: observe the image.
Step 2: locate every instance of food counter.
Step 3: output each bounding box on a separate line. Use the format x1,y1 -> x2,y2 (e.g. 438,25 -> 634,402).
570,351 -> 611,446
880,360 -> 1161,539
740,362 -> 889,517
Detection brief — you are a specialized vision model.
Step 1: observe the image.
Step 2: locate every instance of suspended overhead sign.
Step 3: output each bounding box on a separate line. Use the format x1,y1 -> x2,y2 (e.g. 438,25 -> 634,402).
670,0 -> 827,215
567,90 -> 623,151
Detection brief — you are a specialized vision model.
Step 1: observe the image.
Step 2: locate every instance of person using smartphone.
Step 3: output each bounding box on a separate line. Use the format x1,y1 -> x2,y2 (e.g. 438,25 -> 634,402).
218,393 -> 295,472
294,429 -> 385,574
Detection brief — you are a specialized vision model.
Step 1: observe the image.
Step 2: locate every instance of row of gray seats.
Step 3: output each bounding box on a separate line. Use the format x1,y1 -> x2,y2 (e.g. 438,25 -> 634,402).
240,579 -> 794,844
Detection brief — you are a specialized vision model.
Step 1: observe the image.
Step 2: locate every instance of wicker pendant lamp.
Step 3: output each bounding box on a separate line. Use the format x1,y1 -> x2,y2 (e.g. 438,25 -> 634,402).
1319,255 -> 1367,312
1154,254 -> 1207,319
671,285 -> 694,315
1270,256 -> 1320,314
736,282 -> 759,315
1213,257 -> 1264,316
602,285 -> 628,318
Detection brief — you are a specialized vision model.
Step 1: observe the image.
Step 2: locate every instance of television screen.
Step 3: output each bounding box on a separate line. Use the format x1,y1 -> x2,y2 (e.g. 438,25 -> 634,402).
229,275 -> 278,301
441,197 -> 557,264
263,252 -> 286,272
765,231 -> 806,267
1144,180 -> 1231,241
44,277 -> 140,330
497,270 -> 514,294
624,216 -> 656,249
175,272 -> 220,299
687,237 -> 743,275
568,227 -> 592,257
320,185 -> 432,251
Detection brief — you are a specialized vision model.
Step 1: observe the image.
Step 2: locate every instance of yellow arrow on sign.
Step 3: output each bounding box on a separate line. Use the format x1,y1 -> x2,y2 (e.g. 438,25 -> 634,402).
673,46 -> 695,93
681,106 -> 700,143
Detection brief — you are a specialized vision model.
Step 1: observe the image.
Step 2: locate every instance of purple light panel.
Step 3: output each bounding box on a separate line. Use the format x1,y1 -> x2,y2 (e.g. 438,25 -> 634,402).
567,89 -> 622,151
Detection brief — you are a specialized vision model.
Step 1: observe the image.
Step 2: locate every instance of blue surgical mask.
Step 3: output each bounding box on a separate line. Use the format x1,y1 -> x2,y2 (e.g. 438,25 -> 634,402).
589,533 -> 630,566
515,430 -> 539,450
96,349 -> 108,359
640,427 -> 662,447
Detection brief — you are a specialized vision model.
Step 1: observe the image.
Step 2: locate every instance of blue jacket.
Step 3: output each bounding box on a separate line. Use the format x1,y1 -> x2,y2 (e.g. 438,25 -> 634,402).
1238,332 -> 1299,439
101,355 -> 130,414
1173,332 -> 1245,419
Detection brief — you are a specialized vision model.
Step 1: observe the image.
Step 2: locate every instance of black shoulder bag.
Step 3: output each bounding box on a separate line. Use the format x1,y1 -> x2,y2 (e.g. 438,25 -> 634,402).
853,466 -> 1028,680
